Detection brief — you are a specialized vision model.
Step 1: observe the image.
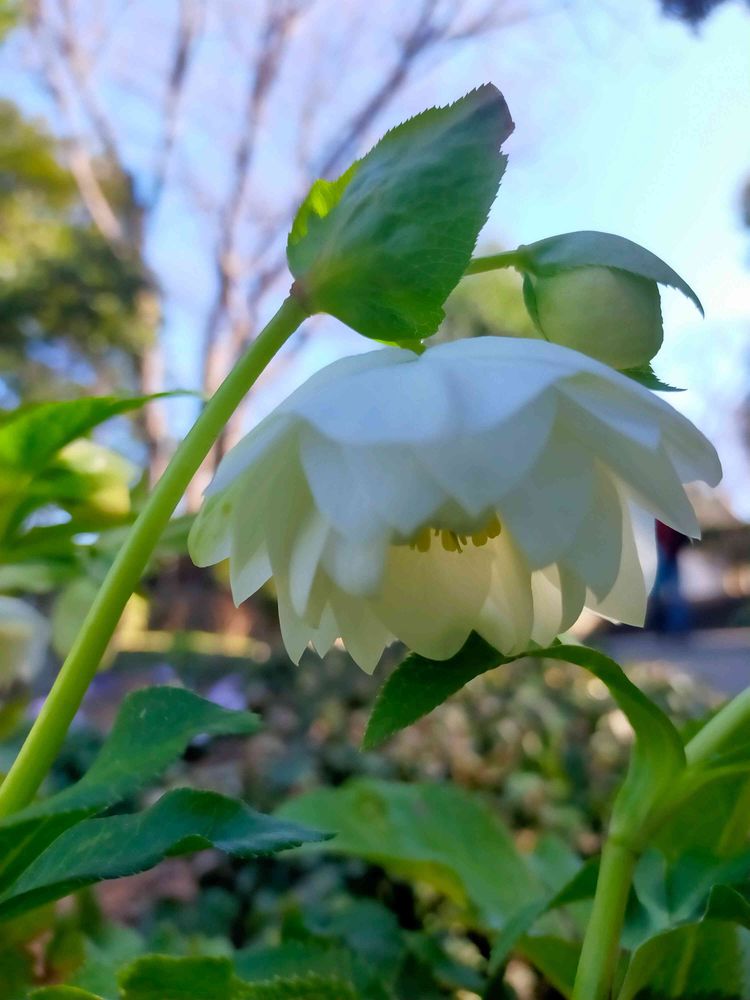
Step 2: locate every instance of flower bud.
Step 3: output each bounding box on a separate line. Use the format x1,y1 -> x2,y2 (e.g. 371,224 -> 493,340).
0,597 -> 48,687
531,265 -> 663,370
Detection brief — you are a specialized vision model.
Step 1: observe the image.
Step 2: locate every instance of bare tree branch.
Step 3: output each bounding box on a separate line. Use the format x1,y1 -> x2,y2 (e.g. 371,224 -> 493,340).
149,0 -> 205,211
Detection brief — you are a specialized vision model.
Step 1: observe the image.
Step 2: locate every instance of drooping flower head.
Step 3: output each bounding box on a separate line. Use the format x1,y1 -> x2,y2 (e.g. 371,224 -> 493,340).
190,337 -> 721,672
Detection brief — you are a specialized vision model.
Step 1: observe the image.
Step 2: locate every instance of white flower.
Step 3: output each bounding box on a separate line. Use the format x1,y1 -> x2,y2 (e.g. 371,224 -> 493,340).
189,337 -> 721,673
0,596 -> 49,686
531,266 -> 663,370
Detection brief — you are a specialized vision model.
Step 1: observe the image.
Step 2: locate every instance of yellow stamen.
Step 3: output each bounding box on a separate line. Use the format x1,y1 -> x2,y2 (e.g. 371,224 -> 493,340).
404,513 -> 502,554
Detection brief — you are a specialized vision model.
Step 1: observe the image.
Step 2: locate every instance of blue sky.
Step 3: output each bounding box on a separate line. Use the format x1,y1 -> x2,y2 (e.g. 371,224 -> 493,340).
2,1 -> 749,511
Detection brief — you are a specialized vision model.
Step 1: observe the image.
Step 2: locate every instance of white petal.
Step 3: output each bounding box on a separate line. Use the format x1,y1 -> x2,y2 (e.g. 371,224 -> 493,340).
588,503 -> 648,626
417,394 -> 557,517
189,489 -> 235,567
497,423 -> 595,568
560,374 -> 661,448
296,361 -> 453,445
208,415 -> 292,495
275,581 -> 313,664
327,589 -> 392,674
559,397 -> 700,536
475,533 -> 534,653
322,531 -> 388,597
561,467 -> 624,598
289,507 -> 331,617
299,429 -> 391,540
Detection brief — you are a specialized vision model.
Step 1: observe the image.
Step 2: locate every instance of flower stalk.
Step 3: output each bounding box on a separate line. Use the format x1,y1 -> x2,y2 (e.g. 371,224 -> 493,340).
0,295 -> 306,818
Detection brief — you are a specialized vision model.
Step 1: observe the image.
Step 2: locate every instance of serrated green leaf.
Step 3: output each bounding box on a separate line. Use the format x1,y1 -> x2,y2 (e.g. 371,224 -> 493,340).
0,787 -> 328,920
0,687 -> 259,892
518,230 -> 703,314
279,778 -> 539,931
363,632 -> 520,749
287,85 -> 513,342
621,364 -> 684,392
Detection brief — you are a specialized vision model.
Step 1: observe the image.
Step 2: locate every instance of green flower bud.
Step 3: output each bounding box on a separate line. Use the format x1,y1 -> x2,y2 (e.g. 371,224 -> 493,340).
531,265 -> 663,370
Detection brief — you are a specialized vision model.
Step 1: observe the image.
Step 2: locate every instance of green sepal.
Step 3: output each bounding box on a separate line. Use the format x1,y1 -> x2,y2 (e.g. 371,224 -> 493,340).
516,230 -> 703,315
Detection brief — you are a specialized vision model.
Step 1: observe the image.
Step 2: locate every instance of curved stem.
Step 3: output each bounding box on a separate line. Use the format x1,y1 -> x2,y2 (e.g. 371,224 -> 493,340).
572,837 -> 637,1000
464,249 -> 527,276
685,687 -> 750,766
0,295 -> 306,817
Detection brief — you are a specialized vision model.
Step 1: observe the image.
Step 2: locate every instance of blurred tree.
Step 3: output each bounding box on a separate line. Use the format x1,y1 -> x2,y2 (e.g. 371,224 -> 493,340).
3,0 -> 528,497
0,100 -> 155,404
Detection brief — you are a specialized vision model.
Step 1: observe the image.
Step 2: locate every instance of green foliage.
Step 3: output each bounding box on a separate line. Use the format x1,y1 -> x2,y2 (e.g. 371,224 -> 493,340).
279,778 -> 557,931
0,787 -> 327,921
0,686 -> 326,936
517,230 -> 703,314
287,85 -> 513,342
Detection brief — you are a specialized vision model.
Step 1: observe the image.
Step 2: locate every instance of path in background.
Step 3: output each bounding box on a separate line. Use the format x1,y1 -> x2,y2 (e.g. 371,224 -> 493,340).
596,628 -> 750,695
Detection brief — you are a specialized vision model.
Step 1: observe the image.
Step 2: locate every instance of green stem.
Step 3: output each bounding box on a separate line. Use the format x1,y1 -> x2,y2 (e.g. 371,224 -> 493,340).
572,837 -> 637,1000
685,686 -> 750,766
0,295 -> 306,818
464,249 -> 527,276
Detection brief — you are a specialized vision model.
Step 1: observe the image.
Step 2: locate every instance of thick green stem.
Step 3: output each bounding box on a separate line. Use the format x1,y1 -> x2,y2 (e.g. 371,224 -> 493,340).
572,837 -> 637,1000
0,295 -> 306,817
464,249 -> 527,276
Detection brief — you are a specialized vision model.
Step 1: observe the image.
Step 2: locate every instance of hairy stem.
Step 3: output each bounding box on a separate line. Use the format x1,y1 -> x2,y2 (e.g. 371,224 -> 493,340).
572,837 -> 637,1000
0,295 -> 306,817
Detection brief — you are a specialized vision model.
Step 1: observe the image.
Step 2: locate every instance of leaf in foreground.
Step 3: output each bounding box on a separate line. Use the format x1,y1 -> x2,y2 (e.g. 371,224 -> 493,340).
0,788 -> 328,921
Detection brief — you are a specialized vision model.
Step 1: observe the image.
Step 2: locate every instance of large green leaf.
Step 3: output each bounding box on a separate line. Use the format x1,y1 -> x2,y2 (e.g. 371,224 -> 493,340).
517,230 -> 703,314
279,778 -> 539,930
0,787 -> 328,920
0,686 -> 259,892
287,85 -> 513,342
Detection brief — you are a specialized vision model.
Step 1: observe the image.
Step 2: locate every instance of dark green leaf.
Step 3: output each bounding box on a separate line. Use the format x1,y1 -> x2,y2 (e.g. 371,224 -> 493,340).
363,632 -> 520,749
0,687 -> 260,892
279,778 -> 539,930
518,230 -> 703,314
287,85 -> 513,342
0,788 -> 328,920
